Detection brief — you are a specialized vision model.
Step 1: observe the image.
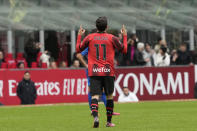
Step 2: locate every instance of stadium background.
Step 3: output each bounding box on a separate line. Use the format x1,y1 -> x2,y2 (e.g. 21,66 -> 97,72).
0,0 -> 197,61
0,0 -> 197,131
0,0 -> 197,105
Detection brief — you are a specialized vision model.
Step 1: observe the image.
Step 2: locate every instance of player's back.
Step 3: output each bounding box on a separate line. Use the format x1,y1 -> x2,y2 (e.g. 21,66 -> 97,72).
87,33 -> 115,76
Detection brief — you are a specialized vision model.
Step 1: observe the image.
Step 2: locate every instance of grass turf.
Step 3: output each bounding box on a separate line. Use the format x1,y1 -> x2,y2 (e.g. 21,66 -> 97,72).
0,100 -> 196,131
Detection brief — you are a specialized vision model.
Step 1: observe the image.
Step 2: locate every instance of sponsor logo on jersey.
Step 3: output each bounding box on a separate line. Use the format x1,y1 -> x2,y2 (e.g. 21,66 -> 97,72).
93,67 -> 110,73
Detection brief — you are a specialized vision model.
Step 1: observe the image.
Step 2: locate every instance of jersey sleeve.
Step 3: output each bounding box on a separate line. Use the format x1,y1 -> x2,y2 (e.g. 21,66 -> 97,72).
76,35 -> 90,53
81,47 -> 88,56
112,35 -> 127,53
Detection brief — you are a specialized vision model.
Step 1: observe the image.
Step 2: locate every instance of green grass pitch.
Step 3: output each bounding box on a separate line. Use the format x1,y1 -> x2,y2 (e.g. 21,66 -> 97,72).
0,100 -> 196,131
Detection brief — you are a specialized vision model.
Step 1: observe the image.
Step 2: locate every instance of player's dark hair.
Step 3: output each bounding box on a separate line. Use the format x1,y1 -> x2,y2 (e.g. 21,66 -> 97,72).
96,16 -> 107,32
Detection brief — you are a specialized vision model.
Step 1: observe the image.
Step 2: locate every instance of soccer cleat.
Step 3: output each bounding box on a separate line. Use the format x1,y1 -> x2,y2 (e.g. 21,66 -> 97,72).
106,122 -> 115,127
112,112 -> 120,115
93,117 -> 99,128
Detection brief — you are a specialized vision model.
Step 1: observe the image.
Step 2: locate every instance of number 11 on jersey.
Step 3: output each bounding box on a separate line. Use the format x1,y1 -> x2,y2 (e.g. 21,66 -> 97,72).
94,44 -> 106,60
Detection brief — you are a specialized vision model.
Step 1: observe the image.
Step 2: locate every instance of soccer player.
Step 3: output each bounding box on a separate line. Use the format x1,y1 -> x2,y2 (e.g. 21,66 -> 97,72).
76,47 -> 120,115
76,16 -> 127,128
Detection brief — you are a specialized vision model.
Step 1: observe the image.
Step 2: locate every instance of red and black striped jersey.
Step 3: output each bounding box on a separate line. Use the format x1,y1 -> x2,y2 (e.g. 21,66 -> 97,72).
76,32 -> 127,76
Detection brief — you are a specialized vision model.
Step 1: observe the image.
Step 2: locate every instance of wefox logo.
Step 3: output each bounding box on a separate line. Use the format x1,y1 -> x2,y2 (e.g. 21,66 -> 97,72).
93,67 -> 110,73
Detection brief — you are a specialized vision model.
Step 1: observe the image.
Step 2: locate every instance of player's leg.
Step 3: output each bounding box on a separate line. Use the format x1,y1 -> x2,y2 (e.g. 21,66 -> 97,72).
91,95 -> 99,128
103,76 -> 116,127
91,95 -> 99,117
106,94 -> 115,127
90,76 -> 103,128
101,90 -> 120,116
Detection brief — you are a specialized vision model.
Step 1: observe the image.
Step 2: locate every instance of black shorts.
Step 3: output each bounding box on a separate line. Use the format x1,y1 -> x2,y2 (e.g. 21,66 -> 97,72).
90,76 -> 115,96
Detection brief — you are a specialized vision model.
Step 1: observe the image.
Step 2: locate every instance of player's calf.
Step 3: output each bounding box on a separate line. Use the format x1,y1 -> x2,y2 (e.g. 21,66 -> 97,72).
106,99 -> 114,123
91,98 -> 99,128
91,98 -> 99,118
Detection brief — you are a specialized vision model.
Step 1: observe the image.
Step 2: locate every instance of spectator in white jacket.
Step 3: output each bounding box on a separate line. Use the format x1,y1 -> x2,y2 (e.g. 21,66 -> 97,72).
154,45 -> 170,67
40,51 -> 51,67
118,87 -> 139,102
143,43 -> 154,66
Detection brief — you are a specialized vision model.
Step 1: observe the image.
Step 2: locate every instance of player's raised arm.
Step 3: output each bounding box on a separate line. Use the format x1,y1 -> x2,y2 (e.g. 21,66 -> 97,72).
121,25 -> 127,53
112,25 -> 127,54
76,25 -> 89,53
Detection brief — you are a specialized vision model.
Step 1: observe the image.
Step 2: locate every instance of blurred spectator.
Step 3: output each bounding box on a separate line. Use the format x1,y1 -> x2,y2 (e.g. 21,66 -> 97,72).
50,61 -> 58,69
118,87 -> 139,102
130,34 -> 139,49
170,49 -> 178,65
154,39 -> 167,54
133,42 -> 149,66
17,62 -> 25,69
175,43 -> 193,65
72,59 -> 80,68
143,43 -> 154,66
40,50 -> 51,67
0,50 -> 4,67
17,71 -> 37,105
126,38 -> 135,66
24,39 -> 41,67
59,61 -> 67,68
154,37 -> 162,52
115,33 -> 127,66
154,45 -> 170,67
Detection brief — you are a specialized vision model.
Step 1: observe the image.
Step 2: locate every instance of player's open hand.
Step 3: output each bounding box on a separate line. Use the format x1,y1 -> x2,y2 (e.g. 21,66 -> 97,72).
78,25 -> 85,35
121,24 -> 127,36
